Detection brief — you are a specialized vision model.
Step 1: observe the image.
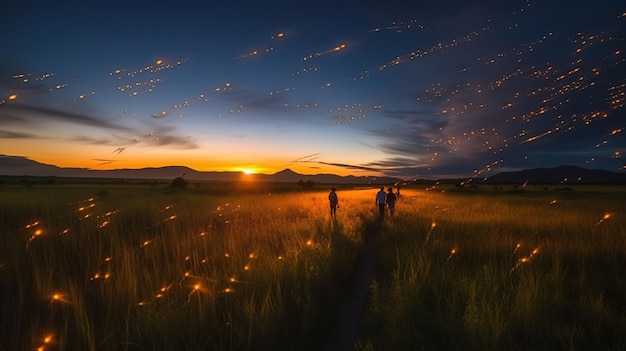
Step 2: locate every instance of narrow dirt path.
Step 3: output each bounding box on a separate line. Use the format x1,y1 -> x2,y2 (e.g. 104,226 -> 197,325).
328,218 -> 382,351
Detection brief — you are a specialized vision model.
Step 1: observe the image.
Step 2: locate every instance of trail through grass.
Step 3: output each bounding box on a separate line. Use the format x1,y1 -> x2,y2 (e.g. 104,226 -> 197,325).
359,185 -> 626,350
0,185 -> 374,350
1,183 -> 625,350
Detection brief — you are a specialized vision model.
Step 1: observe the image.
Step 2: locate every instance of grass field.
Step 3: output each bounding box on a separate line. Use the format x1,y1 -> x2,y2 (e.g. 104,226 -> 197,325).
1,181 -> 625,350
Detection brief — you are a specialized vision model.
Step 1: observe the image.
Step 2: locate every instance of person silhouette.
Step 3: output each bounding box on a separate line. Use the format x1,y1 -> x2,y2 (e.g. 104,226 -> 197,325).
328,187 -> 339,217
375,186 -> 387,218
386,187 -> 397,218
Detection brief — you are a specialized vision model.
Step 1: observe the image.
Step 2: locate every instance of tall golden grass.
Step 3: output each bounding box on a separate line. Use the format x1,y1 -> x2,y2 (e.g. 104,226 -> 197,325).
0,184 -> 376,350
362,185 -> 626,350
1,183 -> 625,350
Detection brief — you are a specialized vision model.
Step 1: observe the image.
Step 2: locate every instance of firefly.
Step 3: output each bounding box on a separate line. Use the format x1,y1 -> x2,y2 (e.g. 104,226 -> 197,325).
598,213 -> 612,224
446,247 -> 458,261
49,292 -> 70,304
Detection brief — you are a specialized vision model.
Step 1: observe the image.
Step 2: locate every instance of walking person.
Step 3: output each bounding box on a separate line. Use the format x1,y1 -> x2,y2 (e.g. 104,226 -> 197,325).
386,187 -> 397,218
328,187 -> 339,217
375,186 -> 387,219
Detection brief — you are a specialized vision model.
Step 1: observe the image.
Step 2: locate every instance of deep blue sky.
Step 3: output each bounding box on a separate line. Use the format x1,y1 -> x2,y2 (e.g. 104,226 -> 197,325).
1,0 -> 624,179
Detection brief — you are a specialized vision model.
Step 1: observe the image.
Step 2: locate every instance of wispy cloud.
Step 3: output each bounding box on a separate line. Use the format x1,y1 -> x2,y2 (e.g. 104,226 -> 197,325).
0,104 -> 198,149
142,124 -> 198,149
0,129 -> 40,139
0,104 -> 132,131
297,159 -> 382,173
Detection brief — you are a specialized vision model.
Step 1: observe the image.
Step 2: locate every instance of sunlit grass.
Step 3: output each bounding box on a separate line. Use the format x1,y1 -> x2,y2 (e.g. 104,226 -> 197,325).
0,184 -> 374,350
362,185 -> 626,350
1,183 -> 625,350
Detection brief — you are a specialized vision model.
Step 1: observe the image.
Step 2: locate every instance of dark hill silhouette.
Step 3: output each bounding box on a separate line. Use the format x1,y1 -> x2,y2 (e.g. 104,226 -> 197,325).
0,155 -> 401,184
484,165 -> 626,184
4,155 -> 624,184
264,168 -> 301,182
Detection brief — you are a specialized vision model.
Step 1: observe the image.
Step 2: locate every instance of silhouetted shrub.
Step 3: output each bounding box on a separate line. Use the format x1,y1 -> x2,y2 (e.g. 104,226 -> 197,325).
170,176 -> 188,189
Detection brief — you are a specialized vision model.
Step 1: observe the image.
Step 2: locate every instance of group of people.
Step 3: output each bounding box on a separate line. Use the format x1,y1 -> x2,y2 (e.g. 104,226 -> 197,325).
376,186 -> 397,218
328,186 -> 399,219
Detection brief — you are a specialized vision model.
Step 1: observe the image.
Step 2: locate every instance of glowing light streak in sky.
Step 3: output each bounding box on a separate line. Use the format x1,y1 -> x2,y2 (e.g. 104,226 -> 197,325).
233,32 -> 288,60
369,19 -> 428,33
302,43 -> 347,61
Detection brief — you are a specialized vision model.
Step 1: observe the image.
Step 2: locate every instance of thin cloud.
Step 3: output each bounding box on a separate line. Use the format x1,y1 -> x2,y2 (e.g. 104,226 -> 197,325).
0,104 -> 132,131
292,153 -> 321,162
309,160 -> 382,173
0,129 -> 40,139
142,124 -> 198,149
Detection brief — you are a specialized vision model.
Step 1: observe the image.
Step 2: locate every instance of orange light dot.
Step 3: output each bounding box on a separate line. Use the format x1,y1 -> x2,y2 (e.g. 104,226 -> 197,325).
50,293 -> 69,303
8,94 -> 18,100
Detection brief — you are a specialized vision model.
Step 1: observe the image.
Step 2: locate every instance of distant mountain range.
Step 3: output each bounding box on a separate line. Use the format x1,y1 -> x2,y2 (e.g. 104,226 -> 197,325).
2,155 -> 625,184
481,165 -> 626,184
0,155 -> 402,185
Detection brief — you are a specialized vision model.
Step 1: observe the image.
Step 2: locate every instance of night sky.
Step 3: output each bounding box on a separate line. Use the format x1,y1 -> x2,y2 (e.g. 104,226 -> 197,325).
1,0 -> 624,179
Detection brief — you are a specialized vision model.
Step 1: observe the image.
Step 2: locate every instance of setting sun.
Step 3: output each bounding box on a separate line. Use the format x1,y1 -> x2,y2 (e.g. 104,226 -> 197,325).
243,169 -> 255,175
